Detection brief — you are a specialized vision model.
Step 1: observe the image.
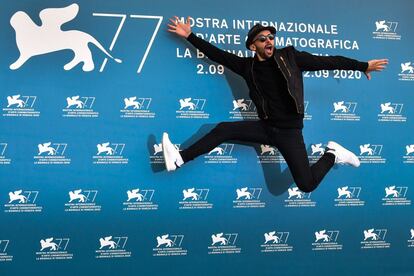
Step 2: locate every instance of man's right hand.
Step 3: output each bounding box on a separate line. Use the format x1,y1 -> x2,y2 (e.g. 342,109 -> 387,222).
168,16 -> 192,38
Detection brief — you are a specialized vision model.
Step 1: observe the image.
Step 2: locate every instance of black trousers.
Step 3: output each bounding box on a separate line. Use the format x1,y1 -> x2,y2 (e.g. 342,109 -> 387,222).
180,121 -> 335,192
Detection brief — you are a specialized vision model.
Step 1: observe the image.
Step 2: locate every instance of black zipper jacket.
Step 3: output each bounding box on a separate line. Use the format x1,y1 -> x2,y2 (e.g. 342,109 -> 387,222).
186,33 -> 368,122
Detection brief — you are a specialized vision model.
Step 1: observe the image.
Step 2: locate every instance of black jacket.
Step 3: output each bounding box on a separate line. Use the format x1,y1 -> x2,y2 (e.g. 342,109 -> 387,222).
187,33 -> 368,121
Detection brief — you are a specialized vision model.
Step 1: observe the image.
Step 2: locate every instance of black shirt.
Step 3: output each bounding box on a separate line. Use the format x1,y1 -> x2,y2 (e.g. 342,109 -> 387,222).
254,57 -> 304,128
186,33 -> 368,126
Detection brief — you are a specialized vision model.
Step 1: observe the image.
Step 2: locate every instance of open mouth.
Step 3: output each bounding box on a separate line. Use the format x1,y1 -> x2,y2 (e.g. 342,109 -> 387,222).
264,44 -> 273,55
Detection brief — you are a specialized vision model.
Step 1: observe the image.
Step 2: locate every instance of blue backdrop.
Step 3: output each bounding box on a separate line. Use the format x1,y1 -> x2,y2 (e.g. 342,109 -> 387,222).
1,0 -> 413,275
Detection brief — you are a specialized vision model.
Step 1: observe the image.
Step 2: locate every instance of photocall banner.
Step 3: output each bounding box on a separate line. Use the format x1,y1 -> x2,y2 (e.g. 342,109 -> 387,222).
0,0 -> 413,275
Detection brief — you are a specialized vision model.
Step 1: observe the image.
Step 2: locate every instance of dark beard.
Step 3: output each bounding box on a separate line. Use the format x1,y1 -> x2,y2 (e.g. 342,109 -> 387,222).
256,47 -> 273,60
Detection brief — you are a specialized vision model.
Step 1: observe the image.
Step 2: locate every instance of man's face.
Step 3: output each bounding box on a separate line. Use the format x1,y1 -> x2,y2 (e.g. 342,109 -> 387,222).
250,30 -> 275,60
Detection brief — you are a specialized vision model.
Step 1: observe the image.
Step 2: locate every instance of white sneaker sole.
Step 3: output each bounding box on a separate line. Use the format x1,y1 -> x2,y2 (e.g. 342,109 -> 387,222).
162,132 -> 177,172
328,141 -> 360,168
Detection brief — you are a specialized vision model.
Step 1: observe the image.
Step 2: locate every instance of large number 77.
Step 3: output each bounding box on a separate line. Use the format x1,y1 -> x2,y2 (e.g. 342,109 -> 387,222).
92,13 -> 163,74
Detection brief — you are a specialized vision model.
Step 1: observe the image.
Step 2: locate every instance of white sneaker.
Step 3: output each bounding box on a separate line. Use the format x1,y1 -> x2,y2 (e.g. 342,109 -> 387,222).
162,132 -> 184,172
326,141 -> 360,167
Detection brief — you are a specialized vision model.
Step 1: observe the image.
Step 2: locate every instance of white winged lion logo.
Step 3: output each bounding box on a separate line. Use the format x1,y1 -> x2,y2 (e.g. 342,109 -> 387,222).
10,3 -> 121,71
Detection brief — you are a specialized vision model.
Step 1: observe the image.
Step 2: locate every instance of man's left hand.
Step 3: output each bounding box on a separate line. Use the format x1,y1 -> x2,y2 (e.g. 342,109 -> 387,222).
365,59 -> 388,80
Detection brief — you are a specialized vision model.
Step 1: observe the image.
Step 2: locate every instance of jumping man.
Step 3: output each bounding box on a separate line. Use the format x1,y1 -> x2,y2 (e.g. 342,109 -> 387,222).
162,16 -> 388,192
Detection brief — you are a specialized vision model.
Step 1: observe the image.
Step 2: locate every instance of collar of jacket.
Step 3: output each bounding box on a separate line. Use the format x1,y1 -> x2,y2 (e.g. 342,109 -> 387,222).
251,48 -> 300,114
250,49 -> 286,82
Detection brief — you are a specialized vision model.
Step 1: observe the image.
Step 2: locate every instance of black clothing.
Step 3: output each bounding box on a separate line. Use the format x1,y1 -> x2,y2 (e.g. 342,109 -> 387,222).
253,58 -> 303,128
180,121 -> 335,192
187,32 -> 368,125
180,33 -> 365,192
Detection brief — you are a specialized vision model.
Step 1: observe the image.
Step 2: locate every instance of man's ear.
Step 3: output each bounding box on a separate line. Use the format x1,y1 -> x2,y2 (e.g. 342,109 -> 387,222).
249,44 -> 256,51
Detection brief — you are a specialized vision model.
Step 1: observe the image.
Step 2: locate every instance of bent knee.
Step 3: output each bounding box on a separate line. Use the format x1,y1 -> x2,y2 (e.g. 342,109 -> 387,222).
295,179 -> 317,193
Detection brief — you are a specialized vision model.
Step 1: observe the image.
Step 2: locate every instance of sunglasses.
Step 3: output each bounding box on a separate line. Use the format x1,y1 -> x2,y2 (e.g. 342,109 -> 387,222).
253,34 -> 275,43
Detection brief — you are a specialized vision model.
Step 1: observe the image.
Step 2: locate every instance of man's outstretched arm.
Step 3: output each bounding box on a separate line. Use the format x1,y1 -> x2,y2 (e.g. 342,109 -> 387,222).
294,49 -> 388,80
168,16 -> 246,76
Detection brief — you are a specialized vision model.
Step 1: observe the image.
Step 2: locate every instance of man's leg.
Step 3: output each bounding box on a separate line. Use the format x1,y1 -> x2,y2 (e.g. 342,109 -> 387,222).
271,128 -> 335,193
180,120 -> 271,162
163,121 -> 271,171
